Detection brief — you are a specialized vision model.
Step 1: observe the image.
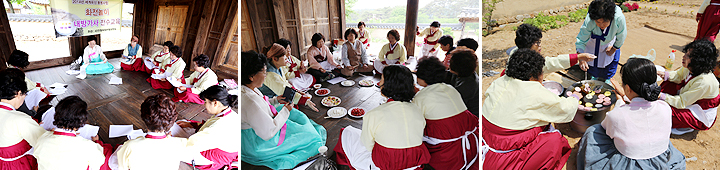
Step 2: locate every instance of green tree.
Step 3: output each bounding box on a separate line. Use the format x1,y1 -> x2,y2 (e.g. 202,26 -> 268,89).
345,0 -> 358,18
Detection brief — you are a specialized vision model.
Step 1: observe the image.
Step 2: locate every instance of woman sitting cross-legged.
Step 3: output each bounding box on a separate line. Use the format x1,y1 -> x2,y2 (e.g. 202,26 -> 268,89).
147,45 -> 186,89
482,49 -> 577,170
374,29 -> 407,74
339,28 -> 374,77
258,43 -> 319,112
6,50 -> 53,120
0,69 -> 47,170
32,96 -> 108,170
172,54 -> 219,104
178,85 -> 240,169
577,58 -> 686,169
414,57 -> 479,170
305,33 -> 339,82
77,36 -> 114,79
241,51 -> 327,169
142,41 -> 174,74
334,65 -> 430,170
119,35 -> 143,71
113,93 -> 188,170
657,39 -> 720,135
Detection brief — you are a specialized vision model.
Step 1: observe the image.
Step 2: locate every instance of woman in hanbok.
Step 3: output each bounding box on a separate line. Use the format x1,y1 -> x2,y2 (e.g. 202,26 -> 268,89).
305,33 -> 339,82
695,0 -> 720,42
374,29 -> 407,74
32,96 -> 106,170
275,38 -> 315,92
119,35 -> 143,71
657,39 -> 720,135
577,58 -> 686,169
0,69 -> 47,170
414,57 -> 478,170
147,45 -> 185,89
259,44 -> 318,112
176,85 -> 238,169
114,94 -> 187,170
241,51 -> 327,169
142,41 -> 173,73
357,21 -> 370,48
77,36 -> 114,79
416,21 -> 442,59
340,28 -> 374,77
334,65 -> 430,170
575,0 -> 627,83
6,50 -> 52,120
172,54 -> 218,104
482,49 -> 577,170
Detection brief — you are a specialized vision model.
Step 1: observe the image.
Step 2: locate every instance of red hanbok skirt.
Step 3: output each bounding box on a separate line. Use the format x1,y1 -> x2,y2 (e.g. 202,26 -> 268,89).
191,148 -> 238,170
0,140 -> 37,170
173,88 -> 205,104
146,77 -> 173,89
482,117 -> 571,170
333,128 -> 431,170
660,81 -> 719,130
424,110 -> 479,170
120,60 -> 144,72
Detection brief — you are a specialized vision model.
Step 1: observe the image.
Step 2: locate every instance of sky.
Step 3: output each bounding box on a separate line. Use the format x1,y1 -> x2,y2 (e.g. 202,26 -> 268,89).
351,0 -> 435,10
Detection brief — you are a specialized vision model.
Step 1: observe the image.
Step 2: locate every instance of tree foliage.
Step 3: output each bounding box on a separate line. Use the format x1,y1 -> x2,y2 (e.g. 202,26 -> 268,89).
347,0 -> 478,24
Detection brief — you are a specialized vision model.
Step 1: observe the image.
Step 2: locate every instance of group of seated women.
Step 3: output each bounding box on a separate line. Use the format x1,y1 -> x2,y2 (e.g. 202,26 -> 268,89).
482,37 -> 720,169
330,52 -> 480,170
0,64 -> 240,169
117,36 -> 219,105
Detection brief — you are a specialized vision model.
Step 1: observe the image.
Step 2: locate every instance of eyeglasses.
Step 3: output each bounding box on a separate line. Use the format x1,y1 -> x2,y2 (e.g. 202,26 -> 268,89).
533,41 -> 542,46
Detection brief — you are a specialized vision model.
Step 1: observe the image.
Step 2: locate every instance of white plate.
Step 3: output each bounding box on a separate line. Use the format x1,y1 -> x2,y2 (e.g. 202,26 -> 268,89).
347,107 -> 366,118
321,96 -> 341,107
341,80 -> 355,86
327,107 -> 347,118
359,79 -> 374,86
315,88 -> 331,96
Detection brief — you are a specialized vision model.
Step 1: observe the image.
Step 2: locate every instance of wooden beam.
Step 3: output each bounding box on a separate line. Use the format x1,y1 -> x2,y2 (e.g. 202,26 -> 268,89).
272,0 -> 287,39
339,0 -> 345,34
24,49 -> 124,71
293,0 -> 305,58
192,0 -> 217,58
404,0 -> 419,57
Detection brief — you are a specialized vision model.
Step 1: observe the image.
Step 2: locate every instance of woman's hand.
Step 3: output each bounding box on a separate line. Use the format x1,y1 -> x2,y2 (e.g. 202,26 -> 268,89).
276,96 -> 288,104
697,13 -> 703,22
320,68 -> 327,73
91,136 -> 99,142
306,100 -> 319,112
657,71 -> 666,80
42,87 -> 51,95
579,61 -> 589,71
284,102 -> 295,111
578,53 -> 597,62
179,86 -> 187,91
160,78 -> 167,81
605,46 -> 617,56
336,65 -> 343,69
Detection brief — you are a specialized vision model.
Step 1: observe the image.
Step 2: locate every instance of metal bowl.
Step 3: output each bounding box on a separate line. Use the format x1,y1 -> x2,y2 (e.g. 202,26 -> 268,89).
563,80 -> 618,133
542,81 -> 564,96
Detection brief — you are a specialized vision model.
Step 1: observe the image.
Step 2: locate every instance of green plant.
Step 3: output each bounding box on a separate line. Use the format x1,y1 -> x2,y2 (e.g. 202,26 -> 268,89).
524,13 -> 569,31
483,0 -> 504,32
441,27 -> 453,36
568,8 -> 588,22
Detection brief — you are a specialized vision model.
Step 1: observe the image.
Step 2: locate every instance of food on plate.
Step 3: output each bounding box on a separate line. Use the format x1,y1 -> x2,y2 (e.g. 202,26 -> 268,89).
585,103 -> 593,107
350,108 -> 365,116
604,91 -> 612,97
359,79 -> 374,86
598,94 -> 606,99
322,96 -> 341,107
317,89 -> 329,95
328,108 -> 346,117
342,80 -> 354,86
590,108 -> 598,111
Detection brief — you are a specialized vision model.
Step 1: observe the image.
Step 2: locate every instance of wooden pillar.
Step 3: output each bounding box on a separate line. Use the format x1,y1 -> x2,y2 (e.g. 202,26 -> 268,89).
0,0 -> 15,70
404,0 -> 418,57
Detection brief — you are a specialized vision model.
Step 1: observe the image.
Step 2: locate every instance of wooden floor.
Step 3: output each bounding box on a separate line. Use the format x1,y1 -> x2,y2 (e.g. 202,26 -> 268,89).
241,73 -> 388,170
25,58 -> 209,170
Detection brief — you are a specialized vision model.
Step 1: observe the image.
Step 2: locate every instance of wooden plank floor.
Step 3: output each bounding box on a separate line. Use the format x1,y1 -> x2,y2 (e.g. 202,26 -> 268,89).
241,73 -> 387,170
25,58 -> 209,170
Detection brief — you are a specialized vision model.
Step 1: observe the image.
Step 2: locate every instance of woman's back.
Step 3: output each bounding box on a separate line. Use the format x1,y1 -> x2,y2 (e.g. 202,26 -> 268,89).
601,98 -> 672,159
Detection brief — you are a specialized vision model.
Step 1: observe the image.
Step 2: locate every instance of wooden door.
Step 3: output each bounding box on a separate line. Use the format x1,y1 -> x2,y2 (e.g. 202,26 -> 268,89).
214,15 -> 238,78
299,0 -> 330,48
155,5 -> 188,45
241,0 -> 257,52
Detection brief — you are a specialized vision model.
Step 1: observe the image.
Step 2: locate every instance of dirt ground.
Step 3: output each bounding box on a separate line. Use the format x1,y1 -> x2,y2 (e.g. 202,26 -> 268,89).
482,0 -> 720,169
